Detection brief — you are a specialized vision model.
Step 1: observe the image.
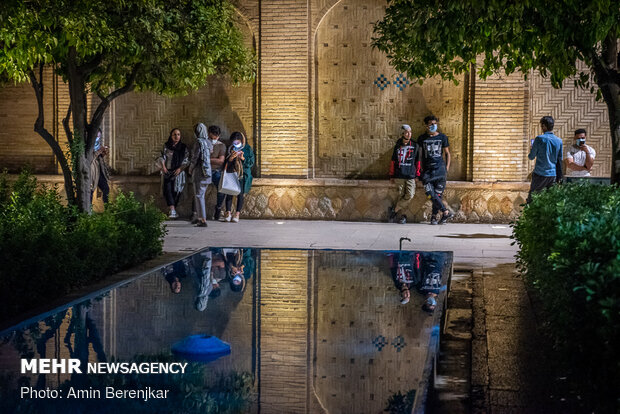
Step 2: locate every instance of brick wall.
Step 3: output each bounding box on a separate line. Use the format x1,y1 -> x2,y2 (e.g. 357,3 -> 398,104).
472,71 -> 529,182
0,68 -> 70,173
258,1 -> 309,177
528,66 -> 611,178
315,0 -> 466,180
0,1 -> 615,187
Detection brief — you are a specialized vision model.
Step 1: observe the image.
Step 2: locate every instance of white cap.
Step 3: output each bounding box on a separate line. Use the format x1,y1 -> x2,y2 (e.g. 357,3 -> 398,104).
401,124 -> 412,132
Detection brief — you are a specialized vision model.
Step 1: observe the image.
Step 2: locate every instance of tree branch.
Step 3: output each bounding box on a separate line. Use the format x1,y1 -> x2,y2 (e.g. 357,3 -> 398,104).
602,33 -> 618,70
78,53 -> 103,76
90,63 -> 140,129
62,103 -> 73,144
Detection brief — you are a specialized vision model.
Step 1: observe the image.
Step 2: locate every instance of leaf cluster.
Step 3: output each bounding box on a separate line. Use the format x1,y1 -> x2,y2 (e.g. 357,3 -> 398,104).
511,182 -> 620,410
0,0 -> 255,95
373,0 -> 619,88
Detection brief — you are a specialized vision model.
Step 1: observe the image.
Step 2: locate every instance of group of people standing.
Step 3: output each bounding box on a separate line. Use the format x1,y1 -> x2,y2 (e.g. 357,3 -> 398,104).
156,123 -> 254,227
527,116 -> 597,202
388,115 -> 454,225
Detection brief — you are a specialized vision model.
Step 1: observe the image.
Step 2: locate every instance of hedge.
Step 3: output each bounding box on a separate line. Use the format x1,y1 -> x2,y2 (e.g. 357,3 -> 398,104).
512,182 -> 619,410
0,171 -> 167,321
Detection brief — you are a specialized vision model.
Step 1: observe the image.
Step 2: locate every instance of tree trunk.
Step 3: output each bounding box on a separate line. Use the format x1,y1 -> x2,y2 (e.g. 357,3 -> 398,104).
600,82 -> 620,184
28,67 -> 76,205
592,34 -> 620,184
67,54 -> 93,212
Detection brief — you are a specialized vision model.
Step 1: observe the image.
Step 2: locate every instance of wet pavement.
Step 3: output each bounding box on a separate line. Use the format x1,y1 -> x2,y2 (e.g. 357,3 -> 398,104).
164,219 -> 560,413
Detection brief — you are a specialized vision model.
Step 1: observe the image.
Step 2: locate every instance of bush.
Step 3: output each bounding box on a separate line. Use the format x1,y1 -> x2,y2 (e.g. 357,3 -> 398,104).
512,183 -> 620,410
0,171 -> 166,321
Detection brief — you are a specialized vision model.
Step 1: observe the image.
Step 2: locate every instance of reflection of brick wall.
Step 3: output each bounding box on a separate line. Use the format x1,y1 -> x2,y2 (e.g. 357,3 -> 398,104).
89,270 -> 255,375
258,250 -> 309,413
316,0 -> 466,179
314,251 -> 431,414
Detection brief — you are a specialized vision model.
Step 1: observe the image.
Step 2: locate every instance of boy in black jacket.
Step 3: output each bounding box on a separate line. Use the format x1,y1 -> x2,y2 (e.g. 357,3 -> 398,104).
388,124 -> 420,224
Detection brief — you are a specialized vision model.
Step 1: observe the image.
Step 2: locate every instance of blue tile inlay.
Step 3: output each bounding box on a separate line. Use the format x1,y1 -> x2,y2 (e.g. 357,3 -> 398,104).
374,74 -> 389,90
392,335 -> 407,352
393,74 -> 410,91
372,335 -> 388,351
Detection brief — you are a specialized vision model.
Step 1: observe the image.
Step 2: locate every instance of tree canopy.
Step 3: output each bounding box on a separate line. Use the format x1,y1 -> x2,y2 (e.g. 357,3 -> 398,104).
1,0 -> 255,92
0,0 -> 255,210
373,0 -> 620,182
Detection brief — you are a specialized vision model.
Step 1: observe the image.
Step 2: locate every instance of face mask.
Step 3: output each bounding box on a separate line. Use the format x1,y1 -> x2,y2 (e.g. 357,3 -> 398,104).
211,139 -> 219,145
232,274 -> 244,285
428,124 -> 438,133
576,138 -> 586,146
233,141 -> 242,149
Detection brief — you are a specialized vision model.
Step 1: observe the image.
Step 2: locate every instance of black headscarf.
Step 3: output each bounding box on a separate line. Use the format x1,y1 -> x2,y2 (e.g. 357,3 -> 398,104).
165,138 -> 187,170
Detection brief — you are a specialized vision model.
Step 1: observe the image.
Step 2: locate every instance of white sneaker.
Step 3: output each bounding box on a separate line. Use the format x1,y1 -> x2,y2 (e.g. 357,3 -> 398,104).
225,212 -> 232,222
169,210 -> 178,219
232,215 -> 239,223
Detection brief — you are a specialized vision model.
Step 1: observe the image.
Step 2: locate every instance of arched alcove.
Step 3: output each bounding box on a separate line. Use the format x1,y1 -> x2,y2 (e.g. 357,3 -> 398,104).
314,0 -> 467,179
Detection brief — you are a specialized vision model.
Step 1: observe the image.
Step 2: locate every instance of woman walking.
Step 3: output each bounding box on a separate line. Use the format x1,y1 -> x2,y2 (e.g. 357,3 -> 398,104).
157,128 -> 189,218
189,123 -> 213,227
221,132 -> 254,223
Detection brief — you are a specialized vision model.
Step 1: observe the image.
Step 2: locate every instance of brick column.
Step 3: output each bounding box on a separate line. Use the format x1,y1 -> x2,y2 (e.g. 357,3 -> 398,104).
472,72 -> 529,181
258,1 -> 309,177
258,250 -> 309,413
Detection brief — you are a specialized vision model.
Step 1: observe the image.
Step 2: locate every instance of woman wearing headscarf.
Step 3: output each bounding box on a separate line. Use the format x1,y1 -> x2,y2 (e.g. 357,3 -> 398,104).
221,131 -> 254,223
189,123 -> 213,227
157,127 -> 189,218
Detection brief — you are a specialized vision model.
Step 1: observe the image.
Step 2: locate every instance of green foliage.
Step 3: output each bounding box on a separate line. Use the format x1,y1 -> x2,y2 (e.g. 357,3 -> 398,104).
511,183 -> 620,410
373,0 -> 619,88
0,0 -> 255,91
0,171 -> 166,321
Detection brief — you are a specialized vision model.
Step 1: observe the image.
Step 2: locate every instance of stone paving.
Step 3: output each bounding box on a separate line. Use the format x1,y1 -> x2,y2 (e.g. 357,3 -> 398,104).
163,219 -> 560,413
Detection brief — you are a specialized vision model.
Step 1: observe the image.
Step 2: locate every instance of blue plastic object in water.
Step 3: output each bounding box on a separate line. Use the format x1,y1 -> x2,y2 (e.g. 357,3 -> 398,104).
172,335 -> 231,363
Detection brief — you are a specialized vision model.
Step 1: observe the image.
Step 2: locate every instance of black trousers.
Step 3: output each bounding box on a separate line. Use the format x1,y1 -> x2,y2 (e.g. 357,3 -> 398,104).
225,178 -> 245,212
163,174 -> 181,207
423,175 -> 447,215
527,173 -> 556,203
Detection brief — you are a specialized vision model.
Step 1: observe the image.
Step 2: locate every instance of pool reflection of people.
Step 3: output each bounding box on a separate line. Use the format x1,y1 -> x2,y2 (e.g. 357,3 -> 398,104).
390,251 -> 445,311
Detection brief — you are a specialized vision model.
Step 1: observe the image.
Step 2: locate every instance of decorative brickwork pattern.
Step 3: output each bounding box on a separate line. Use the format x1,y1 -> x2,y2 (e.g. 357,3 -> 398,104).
259,1 -> 309,177
107,15 -> 255,175
315,0 -> 466,179
259,250 -> 310,413
314,251 -> 430,414
45,175 -> 527,222
528,68 -> 611,178
472,70 -> 529,182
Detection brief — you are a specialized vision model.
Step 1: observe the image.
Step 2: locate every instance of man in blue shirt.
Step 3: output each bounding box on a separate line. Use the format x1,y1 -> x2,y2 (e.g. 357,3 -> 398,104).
527,116 -> 563,203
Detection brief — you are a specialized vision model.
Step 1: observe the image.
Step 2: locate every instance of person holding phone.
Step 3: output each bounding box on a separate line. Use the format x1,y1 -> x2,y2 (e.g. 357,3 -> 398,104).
565,129 -> 596,177
221,132 -> 254,223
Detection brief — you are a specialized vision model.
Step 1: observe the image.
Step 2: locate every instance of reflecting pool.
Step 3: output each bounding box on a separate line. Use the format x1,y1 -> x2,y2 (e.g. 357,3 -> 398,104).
0,248 -> 452,414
